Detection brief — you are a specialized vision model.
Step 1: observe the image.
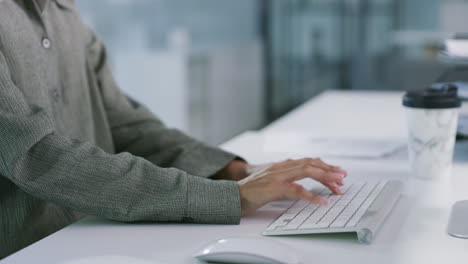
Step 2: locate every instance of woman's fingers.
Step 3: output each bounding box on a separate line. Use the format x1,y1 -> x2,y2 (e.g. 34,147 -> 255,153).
269,158 -> 347,178
269,165 -> 344,194
323,181 -> 343,195
315,159 -> 348,177
270,164 -> 341,183
286,183 -> 329,205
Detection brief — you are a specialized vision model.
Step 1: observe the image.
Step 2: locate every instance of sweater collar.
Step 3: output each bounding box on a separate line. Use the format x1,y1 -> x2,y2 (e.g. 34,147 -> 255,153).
28,0 -> 73,14
33,0 -> 49,14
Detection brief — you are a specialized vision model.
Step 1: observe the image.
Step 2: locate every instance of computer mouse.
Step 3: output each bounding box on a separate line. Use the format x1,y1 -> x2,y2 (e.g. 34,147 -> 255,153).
193,237 -> 300,264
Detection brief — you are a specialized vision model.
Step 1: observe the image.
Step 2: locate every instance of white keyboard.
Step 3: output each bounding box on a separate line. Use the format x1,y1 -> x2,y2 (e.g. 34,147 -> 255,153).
262,180 -> 402,243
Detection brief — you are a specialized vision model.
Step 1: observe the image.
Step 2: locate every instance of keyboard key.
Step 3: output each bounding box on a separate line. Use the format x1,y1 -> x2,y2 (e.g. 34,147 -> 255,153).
282,188 -> 327,230
329,182 -> 377,228
263,180 -> 402,244
346,180 -> 387,227
317,183 -> 365,228
268,181 -> 388,231
266,192 -> 324,231
285,200 -> 311,214
299,192 -> 343,229
283,203 -> 320,230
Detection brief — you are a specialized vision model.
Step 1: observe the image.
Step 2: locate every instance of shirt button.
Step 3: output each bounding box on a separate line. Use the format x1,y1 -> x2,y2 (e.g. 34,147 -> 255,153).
42,37 -> 51,49
52,88 -> 60,101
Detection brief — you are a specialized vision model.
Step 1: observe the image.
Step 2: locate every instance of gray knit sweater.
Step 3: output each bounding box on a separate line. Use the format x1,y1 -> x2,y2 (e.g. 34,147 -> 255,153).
0,0 -> 241,258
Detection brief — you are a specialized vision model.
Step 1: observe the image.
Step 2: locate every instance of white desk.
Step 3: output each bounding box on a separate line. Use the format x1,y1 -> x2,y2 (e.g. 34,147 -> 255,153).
3,91 -> 468,264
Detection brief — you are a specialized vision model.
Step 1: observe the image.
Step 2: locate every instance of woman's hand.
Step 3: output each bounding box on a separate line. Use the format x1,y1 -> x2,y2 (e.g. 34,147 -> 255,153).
212,160 -> 280,181
237,158 -> 347,216
211,159 -> 250,181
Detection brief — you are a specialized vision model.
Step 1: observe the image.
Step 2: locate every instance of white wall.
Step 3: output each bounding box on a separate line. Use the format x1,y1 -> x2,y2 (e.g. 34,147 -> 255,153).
112,40 -> 264,145
114,50 -> 189,132
189,42 -> 265,144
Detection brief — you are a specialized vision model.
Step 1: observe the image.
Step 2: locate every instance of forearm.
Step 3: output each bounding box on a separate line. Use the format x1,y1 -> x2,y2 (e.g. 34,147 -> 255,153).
8,133 -> 241,224
112,117 -> 239,178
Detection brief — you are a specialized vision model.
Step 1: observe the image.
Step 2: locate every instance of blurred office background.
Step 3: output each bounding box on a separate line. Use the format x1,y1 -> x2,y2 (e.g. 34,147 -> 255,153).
77,0 -> 468,145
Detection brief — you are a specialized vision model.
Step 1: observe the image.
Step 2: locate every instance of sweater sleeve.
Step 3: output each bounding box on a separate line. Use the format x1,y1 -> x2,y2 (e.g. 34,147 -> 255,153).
0,49 -> 241,224
85,31 -> 240,178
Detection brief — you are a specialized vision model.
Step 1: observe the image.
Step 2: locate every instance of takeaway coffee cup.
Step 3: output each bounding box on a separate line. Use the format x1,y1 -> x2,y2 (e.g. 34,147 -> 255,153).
402,86 -> 461,180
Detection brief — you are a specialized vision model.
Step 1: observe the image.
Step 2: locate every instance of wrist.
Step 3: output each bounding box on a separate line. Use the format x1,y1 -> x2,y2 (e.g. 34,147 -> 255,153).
233,160 -> 249,179
238,181 -> 262,216
212,159 -> 248,181
238,182 -> 253,216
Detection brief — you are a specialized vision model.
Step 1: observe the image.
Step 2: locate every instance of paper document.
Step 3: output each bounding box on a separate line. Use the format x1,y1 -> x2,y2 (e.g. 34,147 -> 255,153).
264,133 -> 405,159
458,115 -> 468,137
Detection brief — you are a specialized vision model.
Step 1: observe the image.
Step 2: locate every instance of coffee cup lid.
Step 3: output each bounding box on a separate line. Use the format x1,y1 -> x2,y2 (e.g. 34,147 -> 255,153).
403,85 -> 461,109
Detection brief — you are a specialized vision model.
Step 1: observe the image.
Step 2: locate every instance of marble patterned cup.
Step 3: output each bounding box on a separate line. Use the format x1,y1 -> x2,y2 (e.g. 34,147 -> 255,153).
403,86 -> 461,180
406,108 -> 459,179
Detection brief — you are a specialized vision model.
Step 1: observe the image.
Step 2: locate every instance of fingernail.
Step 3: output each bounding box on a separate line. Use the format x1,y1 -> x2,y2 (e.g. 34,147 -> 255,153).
331,172 -> 345,179
334,166 -> 347,172
320,197 -> 329,205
